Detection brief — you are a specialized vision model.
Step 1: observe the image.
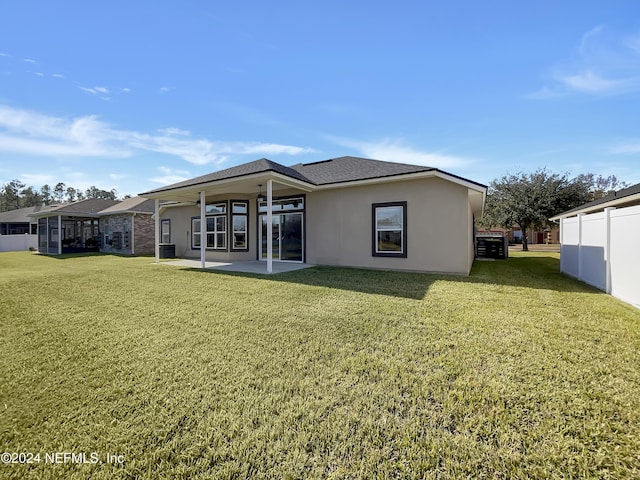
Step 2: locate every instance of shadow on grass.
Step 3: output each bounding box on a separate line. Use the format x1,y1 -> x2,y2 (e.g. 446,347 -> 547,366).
35,252 -> 154,260
182,253 -> 600,299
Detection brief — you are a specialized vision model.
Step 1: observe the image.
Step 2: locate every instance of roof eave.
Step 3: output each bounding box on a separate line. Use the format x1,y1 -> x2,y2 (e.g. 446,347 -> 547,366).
550,191 -> 640,220
139,170 -> 316,199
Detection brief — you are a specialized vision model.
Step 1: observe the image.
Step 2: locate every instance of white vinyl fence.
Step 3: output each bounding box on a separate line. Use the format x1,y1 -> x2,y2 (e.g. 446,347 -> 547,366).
560,205 -> 640,309
0,234 -> 37,252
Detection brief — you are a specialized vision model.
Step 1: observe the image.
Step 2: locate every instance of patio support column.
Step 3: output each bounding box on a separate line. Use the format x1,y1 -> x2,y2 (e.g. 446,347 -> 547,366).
57,215 -> 62,255
266,179 -> 273,274
154,199 -> 160,263
200,191 -> 206,269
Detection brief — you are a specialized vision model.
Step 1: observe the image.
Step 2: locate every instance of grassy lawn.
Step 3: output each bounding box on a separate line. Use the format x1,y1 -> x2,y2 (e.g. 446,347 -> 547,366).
1,251 -> 639,479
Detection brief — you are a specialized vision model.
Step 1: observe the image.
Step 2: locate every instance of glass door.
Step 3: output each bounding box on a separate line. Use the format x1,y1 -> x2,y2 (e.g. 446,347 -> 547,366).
260,213 -> 303,262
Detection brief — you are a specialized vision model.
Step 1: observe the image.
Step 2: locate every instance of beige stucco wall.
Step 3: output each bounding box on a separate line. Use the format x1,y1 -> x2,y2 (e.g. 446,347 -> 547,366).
306,177 -> 474,274
156,178 -> 476,274
160,197 -> 256,261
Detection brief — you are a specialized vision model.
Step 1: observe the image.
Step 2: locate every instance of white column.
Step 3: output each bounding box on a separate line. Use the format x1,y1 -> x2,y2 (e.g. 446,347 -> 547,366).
154,199 -> 160,263
57,215 -> 62,255
604,207 -> 615,294
200,191 -> 206,269
266,179 -> 273,274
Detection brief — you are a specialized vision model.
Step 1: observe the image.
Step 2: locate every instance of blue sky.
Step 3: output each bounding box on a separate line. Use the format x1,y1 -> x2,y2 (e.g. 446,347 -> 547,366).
1,1 -> 640,197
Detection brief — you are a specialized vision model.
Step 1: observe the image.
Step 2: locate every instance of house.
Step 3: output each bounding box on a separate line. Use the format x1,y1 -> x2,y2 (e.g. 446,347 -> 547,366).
0,206 -> 42,252
30,197 -> 155,255
140,156 -> 487,275
99,197 -> 156,255
550,182 -> 640,308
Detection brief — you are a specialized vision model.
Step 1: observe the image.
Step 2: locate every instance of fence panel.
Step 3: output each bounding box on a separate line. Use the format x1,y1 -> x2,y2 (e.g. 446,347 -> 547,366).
609,205 -> 640,308
579,212 -> 606,290
0,234 -> 38,252
560,205 -> 639,309
560,217 -> 579,278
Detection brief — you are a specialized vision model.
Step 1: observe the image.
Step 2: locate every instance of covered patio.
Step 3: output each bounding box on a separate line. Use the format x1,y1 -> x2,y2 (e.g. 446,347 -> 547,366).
143,159 -> 315,275
160,259 -> 313,274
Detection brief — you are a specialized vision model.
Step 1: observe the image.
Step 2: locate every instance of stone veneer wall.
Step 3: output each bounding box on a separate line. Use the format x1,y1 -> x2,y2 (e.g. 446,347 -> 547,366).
100,215 -> 132,254
134,214 -> 155,255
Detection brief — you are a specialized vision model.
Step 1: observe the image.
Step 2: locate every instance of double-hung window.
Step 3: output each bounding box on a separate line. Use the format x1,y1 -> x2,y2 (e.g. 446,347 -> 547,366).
231,201 -> 249,251
161,219 -> 171,244
372,201 -> 407,257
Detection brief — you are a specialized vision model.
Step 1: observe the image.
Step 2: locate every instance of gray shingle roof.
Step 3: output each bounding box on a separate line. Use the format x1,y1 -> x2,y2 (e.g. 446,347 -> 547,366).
0,205 -> 53,223
140,156 -> 486,196
30,199 -> 119,216
99,197 -> 155,214
142,158 -> 313,194
290,156 -> 434,185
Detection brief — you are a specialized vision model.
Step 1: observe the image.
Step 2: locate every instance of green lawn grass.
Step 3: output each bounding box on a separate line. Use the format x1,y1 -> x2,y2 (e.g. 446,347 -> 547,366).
1,251 -> 639,479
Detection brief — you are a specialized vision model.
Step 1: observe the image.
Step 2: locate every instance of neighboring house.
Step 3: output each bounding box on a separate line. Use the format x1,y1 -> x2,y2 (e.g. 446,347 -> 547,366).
550,182 -> 640,308
476,224 -> 560,245
29,197 -> 155,255
99,197 -> 156,255
140,156 -> 487,275
0,206 -> 42,252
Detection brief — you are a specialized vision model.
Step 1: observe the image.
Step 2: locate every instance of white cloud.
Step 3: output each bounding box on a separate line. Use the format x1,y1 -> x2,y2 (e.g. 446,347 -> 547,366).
0,104 -> 313,166
52,73 -> 65,78
20,173 -> 55,185
559,70 -> 639,94
609,140 -> 640,154
79,85 -> 110,96
159,86 -> 173,93
22,58 -> 36,64
121,87 -> 131,93
108,173 -> 130,180
149,166 -> 192,185
327,136 -> 473,169
531,26 -> 640,98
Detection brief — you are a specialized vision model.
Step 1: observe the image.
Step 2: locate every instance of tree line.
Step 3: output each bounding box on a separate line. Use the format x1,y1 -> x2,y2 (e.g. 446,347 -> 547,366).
480,170 -> 630,250
0,180 -> 127,212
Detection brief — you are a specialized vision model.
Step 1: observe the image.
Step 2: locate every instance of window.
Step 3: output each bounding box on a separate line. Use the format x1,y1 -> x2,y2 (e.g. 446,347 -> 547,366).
258,197 -> 304,213
192,218 -> 201,248
191,202 -> 227,250
161,219 -> 171,244
372,202 -> 407,257
231,201 -> 249,251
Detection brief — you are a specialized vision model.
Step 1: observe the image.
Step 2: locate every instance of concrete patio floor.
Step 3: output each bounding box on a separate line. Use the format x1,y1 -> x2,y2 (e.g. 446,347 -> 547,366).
160,259 -> 314,274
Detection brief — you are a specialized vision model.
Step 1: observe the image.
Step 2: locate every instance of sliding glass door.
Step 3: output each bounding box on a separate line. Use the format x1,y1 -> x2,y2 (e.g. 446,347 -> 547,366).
260,212 -> 303,262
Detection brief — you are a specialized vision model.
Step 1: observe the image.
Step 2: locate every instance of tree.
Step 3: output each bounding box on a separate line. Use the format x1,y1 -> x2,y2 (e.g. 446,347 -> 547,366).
40,185 -> 53,205
573,173 -> 630,201
21,187 -> 43,207
54,182 -> 66,203
66,187 -> 78,202
85,186 -> 117,200
1,179 -> 26,211
481,168 -> 591,251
